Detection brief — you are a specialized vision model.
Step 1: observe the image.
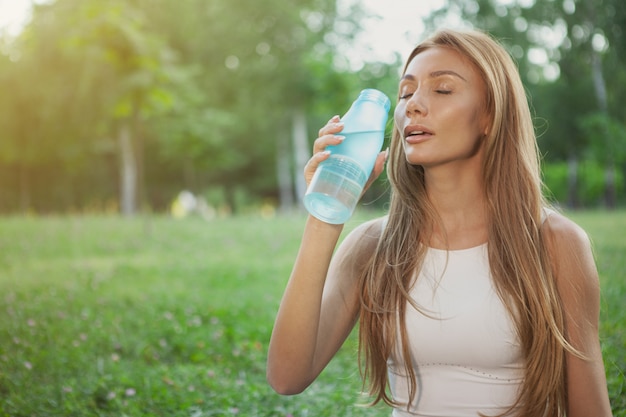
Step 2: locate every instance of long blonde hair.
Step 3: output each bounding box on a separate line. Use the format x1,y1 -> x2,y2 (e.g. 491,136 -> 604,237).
358,29 -> 572,416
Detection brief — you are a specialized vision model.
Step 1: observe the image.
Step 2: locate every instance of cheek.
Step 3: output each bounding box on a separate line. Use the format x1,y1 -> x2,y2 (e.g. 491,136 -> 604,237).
454,101 -> 486,136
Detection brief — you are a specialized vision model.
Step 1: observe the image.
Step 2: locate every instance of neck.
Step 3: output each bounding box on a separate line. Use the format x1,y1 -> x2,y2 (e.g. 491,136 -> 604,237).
424,164 -> 488,250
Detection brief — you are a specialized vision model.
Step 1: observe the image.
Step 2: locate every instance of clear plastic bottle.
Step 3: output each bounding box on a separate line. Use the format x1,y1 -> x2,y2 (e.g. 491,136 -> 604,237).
303,89 -> 391,224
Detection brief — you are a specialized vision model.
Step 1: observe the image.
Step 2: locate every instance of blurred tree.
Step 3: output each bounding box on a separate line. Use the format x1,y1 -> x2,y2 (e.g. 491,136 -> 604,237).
63,0 -> 178,215
0,0 -> 400,214
0,2 -> 106,212
0,0 -> 179,214
130,0 -> 348,212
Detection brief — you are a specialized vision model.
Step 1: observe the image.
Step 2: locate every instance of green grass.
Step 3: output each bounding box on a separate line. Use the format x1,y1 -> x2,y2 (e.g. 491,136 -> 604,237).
0,211 -> 623,416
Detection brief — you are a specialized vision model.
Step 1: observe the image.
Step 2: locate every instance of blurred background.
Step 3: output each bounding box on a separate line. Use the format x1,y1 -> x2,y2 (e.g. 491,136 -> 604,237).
0,0 -> 624,216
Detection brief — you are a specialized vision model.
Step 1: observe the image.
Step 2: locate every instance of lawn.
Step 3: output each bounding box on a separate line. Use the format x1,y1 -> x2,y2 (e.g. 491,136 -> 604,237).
0,211 -> 623,416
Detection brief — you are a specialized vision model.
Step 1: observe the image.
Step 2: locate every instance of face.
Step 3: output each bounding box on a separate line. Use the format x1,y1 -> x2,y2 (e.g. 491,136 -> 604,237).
394,46 -> 489,170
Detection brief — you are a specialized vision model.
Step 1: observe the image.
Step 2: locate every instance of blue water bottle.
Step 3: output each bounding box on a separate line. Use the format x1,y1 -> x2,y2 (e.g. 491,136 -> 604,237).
303,89 -> 391,224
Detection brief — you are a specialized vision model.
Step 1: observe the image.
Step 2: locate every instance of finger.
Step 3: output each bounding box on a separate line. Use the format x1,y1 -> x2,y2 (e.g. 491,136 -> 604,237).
363,148 -> 389,192
318,117 -> 344,138
304,150 -> 331,185
312,134 -> 345,154
372,148 -> 389,177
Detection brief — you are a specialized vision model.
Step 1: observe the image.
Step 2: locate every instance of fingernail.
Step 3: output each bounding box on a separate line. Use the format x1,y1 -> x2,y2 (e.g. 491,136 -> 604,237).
321,150 -> 331,156
335,135 -> 345,141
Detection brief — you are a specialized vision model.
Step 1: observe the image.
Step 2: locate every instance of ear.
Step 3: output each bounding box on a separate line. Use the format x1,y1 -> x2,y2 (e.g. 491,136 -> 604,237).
481,113 -> 492,138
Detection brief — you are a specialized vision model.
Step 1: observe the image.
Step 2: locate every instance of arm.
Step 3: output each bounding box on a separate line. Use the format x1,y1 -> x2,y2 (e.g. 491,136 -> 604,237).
267,115 -> 387,395
543,212 -> 612,416
266,216 -> 382,395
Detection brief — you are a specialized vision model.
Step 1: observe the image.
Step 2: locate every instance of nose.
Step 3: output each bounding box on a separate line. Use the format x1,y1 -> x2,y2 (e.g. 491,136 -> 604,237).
405,91 -> 427,116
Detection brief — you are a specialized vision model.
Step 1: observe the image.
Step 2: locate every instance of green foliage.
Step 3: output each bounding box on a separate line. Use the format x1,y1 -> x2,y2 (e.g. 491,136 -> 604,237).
543,160 -> 624,207
542,162 -> 570,203
0,213 -> 624,415
0,0 -> 375,213
578,112 -> 626,165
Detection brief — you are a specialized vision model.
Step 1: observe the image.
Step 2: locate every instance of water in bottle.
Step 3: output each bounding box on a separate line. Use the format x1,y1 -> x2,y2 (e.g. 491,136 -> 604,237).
303,89 -> 391,224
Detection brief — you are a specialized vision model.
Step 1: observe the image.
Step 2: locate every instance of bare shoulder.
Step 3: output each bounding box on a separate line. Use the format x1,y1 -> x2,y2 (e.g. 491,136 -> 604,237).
541,209 -> 599,295
334,216 -> 386,268
542,209 -> 590,248
324,216 -> 386,307
344,216 -> 386,243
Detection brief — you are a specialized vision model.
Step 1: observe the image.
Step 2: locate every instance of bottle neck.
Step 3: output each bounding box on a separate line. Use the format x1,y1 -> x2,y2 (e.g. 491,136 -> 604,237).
357,89 -> 391,112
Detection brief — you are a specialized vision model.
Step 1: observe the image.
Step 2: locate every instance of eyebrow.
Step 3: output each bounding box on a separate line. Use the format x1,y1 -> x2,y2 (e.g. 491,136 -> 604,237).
401,70 -> 468,82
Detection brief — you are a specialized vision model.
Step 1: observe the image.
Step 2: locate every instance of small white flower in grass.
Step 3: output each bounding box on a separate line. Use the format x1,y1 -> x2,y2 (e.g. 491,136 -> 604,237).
107,392 -> 116,400
62,386 -> 73,393
188,316 -> 202,327
24,361 -> 32,370
27,319 -> 36,327
229,408 -> 239,415
111,353 -> 120,362
125,388 -> 136,397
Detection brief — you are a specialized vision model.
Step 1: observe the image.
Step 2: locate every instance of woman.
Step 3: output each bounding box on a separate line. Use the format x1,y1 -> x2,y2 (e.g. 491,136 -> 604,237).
267,29 -> 612,417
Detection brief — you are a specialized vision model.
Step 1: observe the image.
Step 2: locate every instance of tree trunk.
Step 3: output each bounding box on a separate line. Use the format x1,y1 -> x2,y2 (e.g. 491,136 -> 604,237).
224,185 -> 236,215
276,129 -> 294,213
291,107 -> 309,208
590,39 -> 615,209
118,123 -> 137,216
567,154 -> 578,209
17,162 -> 31,213
605,163 -> 616,209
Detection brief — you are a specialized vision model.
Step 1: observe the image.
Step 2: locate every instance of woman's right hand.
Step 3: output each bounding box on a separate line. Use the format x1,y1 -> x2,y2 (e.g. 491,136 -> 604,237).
304,115 -> 389,194
303,115 -> 345,187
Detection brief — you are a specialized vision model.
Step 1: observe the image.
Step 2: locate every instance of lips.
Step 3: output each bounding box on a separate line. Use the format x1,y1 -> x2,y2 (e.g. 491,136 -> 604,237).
404,124 -> 433,142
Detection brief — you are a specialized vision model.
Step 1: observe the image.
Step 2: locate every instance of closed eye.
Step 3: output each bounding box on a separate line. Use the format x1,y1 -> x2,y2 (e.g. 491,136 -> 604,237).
399,93 -> 414,100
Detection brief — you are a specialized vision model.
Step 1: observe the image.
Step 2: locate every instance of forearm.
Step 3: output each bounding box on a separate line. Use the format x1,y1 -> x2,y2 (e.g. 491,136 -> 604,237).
267,215 -> 344,394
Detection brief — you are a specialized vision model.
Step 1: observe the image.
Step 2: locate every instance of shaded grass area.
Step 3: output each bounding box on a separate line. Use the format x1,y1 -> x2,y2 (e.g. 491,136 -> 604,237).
0,211 -> 623,416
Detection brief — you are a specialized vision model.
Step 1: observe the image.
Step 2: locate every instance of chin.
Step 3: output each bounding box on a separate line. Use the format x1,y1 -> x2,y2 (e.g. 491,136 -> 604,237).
403,151 -> 428,167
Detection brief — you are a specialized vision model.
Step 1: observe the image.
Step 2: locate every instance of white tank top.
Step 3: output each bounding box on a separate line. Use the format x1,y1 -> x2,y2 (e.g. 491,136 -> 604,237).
387,243 -> 524,416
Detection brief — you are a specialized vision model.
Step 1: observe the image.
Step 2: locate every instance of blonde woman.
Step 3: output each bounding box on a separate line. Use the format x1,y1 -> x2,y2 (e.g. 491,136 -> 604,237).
267,29 -> 612,416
